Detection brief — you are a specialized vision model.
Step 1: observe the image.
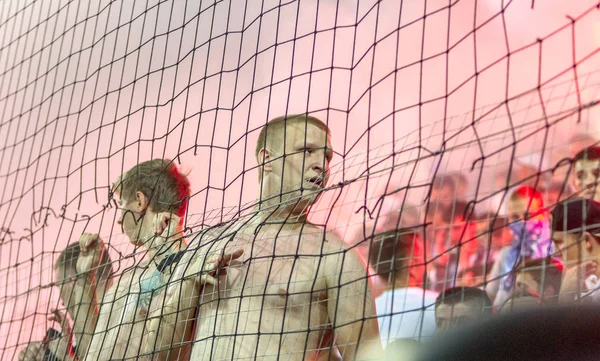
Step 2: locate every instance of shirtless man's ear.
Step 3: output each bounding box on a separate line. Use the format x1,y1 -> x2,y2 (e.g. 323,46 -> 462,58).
134,190 -> 149,213
258,148 -> 273,175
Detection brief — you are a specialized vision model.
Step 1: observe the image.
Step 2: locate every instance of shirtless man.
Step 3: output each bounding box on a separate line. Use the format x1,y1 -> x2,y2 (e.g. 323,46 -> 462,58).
57,159 -> 240,361
187,114 -> 382,361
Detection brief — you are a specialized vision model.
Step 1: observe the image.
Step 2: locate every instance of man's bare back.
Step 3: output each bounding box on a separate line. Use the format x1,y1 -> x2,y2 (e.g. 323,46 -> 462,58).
187,221 -> 377,361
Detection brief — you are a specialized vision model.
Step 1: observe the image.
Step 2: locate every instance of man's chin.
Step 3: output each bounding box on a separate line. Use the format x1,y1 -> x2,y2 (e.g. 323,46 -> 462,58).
294,191 -> 323,209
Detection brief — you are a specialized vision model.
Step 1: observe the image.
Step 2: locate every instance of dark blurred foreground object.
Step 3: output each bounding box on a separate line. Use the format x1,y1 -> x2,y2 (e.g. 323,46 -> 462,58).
413,305 -> 600,361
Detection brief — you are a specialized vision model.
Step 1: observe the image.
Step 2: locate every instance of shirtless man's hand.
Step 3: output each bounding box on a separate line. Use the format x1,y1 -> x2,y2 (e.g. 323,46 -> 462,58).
153,212 -> 180,237
76,233 -> 105,276
153,212 -> 244,284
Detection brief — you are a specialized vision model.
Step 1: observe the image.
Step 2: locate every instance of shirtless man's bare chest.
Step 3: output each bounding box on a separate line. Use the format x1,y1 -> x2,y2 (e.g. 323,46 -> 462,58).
190,223 -> 352,361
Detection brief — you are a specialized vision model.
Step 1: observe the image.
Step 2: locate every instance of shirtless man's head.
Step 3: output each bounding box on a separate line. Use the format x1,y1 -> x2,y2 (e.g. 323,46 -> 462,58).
113,159 -> 191,246
255,114 -> 333,217
571,146 -> 600,202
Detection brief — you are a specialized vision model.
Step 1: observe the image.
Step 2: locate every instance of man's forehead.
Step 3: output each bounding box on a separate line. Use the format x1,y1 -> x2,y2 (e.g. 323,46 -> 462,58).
286,122 -> 330,142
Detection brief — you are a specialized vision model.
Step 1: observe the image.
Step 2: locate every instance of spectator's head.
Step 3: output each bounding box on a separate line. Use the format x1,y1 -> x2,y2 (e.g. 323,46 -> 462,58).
551,198 -> 600,266
507,186 -> 553,258
426,203 -> 447,231
430,176 -> 457,207
449,173 -> 469,199
456,173 -> 469,198
255,114 -> 332,211
513,257 -> 563,305
507,186 -> 546,222
380,203 -> 421,232
369,228 -> 425,288
54,242 -> 113,311
113,159 -> 191,245
431,202 -> 476,271
441,201 -> 476,245
435,287 -> 493,333
571,146 -> 600,202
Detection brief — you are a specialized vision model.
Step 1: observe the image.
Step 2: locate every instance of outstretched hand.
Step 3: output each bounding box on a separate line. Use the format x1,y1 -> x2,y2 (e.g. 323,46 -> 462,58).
153,212 -> 181,237
191,248 -> 244,285
76,233 -> 106,276
151,212 -> 183,251
48,309 -> 71,335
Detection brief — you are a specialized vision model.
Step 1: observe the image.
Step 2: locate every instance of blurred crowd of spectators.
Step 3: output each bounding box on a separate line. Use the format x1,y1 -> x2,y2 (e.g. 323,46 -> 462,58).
363,138 -> 600,359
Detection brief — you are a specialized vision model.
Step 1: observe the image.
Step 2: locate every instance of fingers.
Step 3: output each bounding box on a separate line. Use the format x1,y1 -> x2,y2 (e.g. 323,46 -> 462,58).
191,248 -> 243,286
154,213 -> 169,235
79,233 -> 100,254
222,249 -> 244,264
213,249 -> 244,268
48,309 -> 67,328
207,249 -> 244,274
154,213 -> 181,236
201,274 -> 217,286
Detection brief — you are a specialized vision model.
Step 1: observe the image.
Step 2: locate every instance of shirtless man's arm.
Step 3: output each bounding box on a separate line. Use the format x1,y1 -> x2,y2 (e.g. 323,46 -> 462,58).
323,236 -> 383,360
69,233 -> 104,359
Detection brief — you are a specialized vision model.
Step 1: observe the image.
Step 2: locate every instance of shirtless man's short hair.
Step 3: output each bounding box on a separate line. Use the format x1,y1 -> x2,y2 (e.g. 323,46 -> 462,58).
255,114 -> 331,162
189,114 -> 382,361
114,158 -> 190,217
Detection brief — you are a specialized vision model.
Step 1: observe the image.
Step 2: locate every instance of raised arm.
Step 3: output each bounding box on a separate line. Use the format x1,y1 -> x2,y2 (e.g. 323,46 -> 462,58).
70,233 -> 105,359
323,238 -> 383,361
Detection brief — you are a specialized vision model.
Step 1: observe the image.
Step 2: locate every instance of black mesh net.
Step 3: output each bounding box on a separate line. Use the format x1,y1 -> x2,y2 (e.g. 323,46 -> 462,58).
1,0 -> 600,360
